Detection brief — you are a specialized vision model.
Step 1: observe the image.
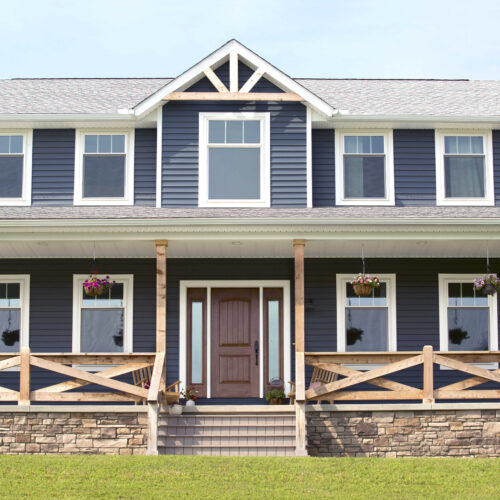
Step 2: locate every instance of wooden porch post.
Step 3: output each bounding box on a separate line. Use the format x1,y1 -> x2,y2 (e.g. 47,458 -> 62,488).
293,239 -> 308,456
19,347 -> 30,406
147,240 -> 167,456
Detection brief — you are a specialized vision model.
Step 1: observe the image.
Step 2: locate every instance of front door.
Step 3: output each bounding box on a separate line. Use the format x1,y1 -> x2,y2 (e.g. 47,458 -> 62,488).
210,288 -> 260,398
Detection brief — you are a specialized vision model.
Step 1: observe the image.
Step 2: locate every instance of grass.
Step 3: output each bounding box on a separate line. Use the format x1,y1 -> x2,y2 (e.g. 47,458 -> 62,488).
0,456 -> 498,499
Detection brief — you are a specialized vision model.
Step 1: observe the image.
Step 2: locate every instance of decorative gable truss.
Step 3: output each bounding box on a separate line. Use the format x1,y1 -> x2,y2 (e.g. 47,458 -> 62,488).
133,40 -> 335,117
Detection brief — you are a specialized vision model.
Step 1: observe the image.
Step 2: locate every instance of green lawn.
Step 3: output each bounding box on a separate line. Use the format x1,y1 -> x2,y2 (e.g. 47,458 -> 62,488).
0,456 -> 498,499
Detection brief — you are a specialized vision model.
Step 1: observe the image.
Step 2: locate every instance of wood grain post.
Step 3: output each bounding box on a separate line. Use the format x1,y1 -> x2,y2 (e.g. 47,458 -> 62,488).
146,402 -> 159,455
423,345 -> 435,404
19,347 -> 30,406
156,241 -> 168,354
293,239 -> 308,456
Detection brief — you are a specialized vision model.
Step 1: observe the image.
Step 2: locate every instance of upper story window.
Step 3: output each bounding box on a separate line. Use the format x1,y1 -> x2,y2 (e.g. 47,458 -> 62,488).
335,130 -> 394,206
199,113 -> 270,207
336,274 -> 397,366
74,131 -> 134,205
0,276 -> 30,354
435,131 -> 494,206
0,132 -> 32,206
438,275 -> 498,368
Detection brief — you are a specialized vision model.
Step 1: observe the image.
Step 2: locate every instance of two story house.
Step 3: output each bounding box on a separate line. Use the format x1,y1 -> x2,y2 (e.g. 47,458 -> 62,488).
0,40 -> 498,457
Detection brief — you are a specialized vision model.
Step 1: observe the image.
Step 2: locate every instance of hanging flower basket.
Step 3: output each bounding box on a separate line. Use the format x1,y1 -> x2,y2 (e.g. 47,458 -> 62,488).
352,273 -> 380,297
474,274 -> 500,296
83,275 -> 114,297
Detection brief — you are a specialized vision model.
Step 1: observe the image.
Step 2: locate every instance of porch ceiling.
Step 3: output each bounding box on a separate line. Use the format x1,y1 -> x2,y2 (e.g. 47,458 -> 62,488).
0,239 -> 499,259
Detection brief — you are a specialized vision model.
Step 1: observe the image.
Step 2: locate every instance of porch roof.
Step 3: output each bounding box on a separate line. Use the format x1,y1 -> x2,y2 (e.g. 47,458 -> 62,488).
1,206 -> 500,222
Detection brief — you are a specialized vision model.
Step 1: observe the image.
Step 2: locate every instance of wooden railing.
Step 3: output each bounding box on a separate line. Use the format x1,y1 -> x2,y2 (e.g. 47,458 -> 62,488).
305,346 -> 500,403
0,349 -> 162,404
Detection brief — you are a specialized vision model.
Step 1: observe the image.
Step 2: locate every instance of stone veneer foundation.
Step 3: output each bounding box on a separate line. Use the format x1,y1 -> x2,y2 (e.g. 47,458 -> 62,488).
307,404 -> 500,458
0,406 -> 148,455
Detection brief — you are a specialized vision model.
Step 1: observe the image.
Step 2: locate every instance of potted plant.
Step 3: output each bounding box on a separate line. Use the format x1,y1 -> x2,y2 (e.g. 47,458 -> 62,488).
83,275 -> 115,297
168,402 -> 183,415
351,273 -> 380,297
474,274 -> 500,296
265,388 -> 286,405
181,386 -> 198,407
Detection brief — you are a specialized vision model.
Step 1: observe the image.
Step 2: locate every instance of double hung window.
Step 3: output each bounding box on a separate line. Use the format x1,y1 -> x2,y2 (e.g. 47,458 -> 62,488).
199,113 -> 270,207
0,132 -> 32,205
436,132 -> 493,205
335,131 -> 394,205
75,131 -> 134,205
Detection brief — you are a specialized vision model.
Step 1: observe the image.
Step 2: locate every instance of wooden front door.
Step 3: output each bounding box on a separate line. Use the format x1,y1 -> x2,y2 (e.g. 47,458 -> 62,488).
211,288 -> 260,398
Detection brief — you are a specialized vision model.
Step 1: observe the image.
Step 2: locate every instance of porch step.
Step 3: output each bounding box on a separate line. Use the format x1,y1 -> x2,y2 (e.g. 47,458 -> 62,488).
158,408 -> 296,456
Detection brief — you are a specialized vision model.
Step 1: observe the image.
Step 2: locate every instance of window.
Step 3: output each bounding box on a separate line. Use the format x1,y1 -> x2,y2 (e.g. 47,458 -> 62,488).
435,131 -> 494,206
199,113 -> 270,207
336,275 -> 397,365
0,132 -> 32,205
335,130 -> 394,205
72,275 -> 133,360
0,276 -> 30,354
74,131 -> 134,205
439,275 -> 498,367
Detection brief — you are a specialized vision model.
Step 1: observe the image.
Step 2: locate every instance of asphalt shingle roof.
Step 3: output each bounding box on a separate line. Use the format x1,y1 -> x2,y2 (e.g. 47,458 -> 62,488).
0,206 -> 499,221
0,77 -> 499,117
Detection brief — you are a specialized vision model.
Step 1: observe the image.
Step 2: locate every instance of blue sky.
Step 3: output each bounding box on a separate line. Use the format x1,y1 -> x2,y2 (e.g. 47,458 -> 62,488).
1,0 -> 499,79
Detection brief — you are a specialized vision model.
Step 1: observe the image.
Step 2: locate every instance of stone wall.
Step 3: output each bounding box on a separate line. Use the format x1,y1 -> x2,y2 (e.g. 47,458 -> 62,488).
307,409 -> 500,458
0,410 -> 148,454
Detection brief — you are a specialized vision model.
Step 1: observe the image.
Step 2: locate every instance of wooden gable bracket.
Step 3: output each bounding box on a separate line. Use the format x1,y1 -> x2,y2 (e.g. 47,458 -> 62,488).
163,51 -> 304,102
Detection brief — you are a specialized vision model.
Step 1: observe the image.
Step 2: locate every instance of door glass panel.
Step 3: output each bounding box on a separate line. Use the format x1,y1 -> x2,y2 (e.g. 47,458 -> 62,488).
447,308 -> 489,350
191,301 -> 203,384
345,308 -> 388,351
267,300 -> 280,382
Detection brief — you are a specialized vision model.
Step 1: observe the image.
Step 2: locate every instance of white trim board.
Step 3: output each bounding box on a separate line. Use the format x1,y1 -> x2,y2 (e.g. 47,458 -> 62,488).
133,39 -> 335,119
179,280 -> 291,398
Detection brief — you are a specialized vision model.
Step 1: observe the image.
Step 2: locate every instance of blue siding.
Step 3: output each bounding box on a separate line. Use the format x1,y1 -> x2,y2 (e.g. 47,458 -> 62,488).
493,130 -> 500,205
134,128 -> 156,206
312,129 -> 335,207
394,129 -> 436,206
162,101 -> 307,207
31,129 -> 75,206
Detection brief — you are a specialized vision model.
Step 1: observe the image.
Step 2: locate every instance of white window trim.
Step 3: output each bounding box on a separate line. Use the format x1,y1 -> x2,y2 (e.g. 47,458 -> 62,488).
336,274 -> 397,370
0,275 -> 30,371
74,130 -> 135,206
179,280 -> 291,398
0,130 -> 32,206
435,130 -> 494,206
198,112 -> 271,208
334,129 -> 395,206
72,275 -> 133,370
438,274 -> 498,369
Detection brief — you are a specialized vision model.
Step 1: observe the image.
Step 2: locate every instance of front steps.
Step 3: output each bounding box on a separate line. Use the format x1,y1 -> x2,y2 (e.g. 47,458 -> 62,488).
158,406 -> 296,456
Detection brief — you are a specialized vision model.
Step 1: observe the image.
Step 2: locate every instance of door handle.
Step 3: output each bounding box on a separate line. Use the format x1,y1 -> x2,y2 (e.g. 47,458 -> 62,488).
254,340 -> 259,366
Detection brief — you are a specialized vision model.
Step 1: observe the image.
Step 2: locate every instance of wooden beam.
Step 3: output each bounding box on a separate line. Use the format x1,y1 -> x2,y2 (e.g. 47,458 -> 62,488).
311,390 -> 423,401
33,361 -> 154,394
30,392 -> 139,402
29,355 -> 148,399
433,389 -> 500,399
146,402 -> 159,455
0,391 -> 19,401
19,347 -> 30,405
147,352 -> 166,402
15,353 -> 155,364
0,356 -> 20,371
156,241 -> 167,353
423,345 -> 434,404
306,354 -> 424,399
163,92 -> 304,102
295,402 -> 308,456
433,354 -> 500,383
229,51 -> 238,92
240,67 -> 264,93
203,67 -> 229,93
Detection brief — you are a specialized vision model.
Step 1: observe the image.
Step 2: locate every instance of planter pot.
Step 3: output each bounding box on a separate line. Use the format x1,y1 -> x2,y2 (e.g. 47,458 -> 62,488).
185,400 -> 196,407
268,398 -> 285,405
353,284 -> 373,297
168,404 -> 183,415
482,283 -> 497,296
84,286 -> 104,297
